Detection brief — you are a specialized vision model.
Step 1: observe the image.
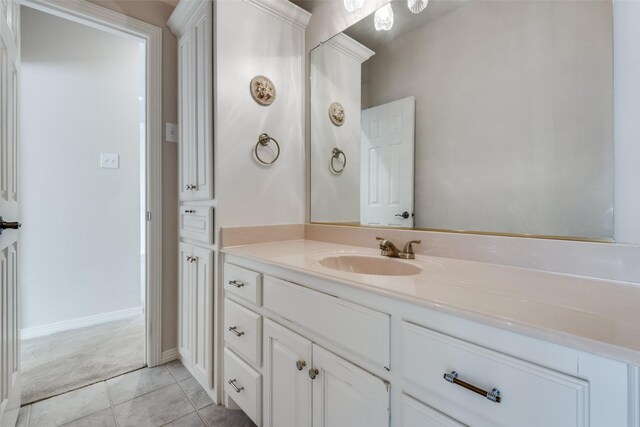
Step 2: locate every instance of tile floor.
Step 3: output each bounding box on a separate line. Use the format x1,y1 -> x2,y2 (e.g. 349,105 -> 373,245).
15,360 -> 256,427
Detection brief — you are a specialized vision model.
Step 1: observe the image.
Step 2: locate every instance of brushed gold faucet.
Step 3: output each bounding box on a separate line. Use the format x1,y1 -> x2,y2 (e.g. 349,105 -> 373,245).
376,238 -> 421,259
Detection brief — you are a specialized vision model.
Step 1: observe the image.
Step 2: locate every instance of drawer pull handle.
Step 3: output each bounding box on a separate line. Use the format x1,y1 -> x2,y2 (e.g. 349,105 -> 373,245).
228,280 -> 245,288
184,209 -> 196,213
296,360 -> 306,371
228,379 -> 244,393
443,371 -> 501,403
228,326 -> 244,337
309,368 -> 319,380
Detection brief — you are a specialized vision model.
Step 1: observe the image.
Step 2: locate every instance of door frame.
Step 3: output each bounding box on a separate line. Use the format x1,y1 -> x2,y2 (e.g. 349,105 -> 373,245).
21,0 -> 164,366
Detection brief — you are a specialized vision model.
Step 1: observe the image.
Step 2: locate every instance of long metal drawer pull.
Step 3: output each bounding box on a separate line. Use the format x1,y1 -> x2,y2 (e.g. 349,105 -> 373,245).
228,280 -> 245,288
444,371 -> 501,403
228,326 -> 244,337
228,379 -> 244,393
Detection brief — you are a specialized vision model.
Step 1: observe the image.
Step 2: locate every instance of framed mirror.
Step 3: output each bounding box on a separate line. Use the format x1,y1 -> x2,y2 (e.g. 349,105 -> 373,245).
310,0 -> 613,241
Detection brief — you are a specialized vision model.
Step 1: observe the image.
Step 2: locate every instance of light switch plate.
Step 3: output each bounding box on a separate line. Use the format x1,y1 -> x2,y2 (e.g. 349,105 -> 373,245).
100,153 -> 120,169
166,122 -> 178,143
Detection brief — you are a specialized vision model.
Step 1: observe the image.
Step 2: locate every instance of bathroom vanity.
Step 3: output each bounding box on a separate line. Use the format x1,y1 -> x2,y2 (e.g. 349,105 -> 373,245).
221,240 -> 638,427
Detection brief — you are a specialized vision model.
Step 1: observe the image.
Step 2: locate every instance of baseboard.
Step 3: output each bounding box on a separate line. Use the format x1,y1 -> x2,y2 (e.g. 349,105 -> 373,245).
161,348 -> 179,364
21,306 -> 143,340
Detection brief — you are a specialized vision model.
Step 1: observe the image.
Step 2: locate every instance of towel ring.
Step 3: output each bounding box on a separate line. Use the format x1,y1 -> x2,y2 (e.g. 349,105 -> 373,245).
255,133 -> 280,165
330,147 -> 346,174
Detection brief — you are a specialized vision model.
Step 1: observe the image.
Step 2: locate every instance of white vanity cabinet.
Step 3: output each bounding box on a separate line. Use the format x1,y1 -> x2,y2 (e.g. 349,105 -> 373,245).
222,254 -> 635,427
175,0 -> 213,202
263,319 -> 390,427
178,242 -> 214,386
223,263 -> 390,427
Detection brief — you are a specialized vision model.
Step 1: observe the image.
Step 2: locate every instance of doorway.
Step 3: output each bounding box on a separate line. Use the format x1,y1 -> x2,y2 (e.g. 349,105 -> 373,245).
16,0 -> 162,405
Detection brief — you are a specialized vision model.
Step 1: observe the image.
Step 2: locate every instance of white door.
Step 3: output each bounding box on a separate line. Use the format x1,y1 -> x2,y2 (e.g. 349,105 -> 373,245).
178,243 -> 193,363
263,319 -> 312,427
177,1 -> 212,201
361,96 -> 415,227
311,345 -> 389,427
0,0 -> 21,425
191,245 -> 212,387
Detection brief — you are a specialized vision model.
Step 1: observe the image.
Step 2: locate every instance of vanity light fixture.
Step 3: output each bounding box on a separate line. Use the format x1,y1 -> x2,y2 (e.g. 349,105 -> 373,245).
343,0 -> 364,12
407,0 -> 428,13
374,3 -> 394,31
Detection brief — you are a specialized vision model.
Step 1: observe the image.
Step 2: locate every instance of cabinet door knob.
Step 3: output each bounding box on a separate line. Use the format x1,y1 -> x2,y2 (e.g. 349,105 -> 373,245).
228,280 -> 245,288
296,360 -> 306,371
308,368 -> 319,380
228,326 -> 244,337
228,379 -> 244,393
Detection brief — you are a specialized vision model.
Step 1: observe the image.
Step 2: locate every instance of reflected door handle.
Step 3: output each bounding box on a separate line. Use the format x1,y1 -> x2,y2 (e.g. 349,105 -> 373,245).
395,211 -> 410,219
0,217 -> 21,235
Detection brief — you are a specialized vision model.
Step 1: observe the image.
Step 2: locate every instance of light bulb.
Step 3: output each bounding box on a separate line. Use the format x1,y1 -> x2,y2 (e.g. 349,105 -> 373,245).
407,0 -> 428,13
343,0 -> 364,12
374,4 -> 394,31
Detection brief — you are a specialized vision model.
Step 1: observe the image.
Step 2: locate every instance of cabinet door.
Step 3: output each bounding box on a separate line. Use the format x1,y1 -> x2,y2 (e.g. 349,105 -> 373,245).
178,29 -> 194,201
192,246 -> 214,386
178,243 -> 193,361
311,345 -> 389,427
263,319 -> 312,427
191,1 -> 213,201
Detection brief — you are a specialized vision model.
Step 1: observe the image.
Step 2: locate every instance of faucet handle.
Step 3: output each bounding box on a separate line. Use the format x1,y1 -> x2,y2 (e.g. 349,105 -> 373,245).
400,240 -> 422,259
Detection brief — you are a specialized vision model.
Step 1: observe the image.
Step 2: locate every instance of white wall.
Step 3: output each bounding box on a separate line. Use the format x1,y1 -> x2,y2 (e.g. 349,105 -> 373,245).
20,8 -> 143,330
364,0 -> 613,239
310,35 -> 370,223
216,0 -> 307,227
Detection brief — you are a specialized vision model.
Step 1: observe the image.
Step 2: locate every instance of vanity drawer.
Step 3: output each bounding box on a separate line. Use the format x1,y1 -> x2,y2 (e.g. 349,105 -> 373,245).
179,206 -> 213,245
263,276 -> 390,369
224,347 -> 262,426
402,394 -> 465,427
224,263 -> 262,305
401,322 -> 588,427
224,298 -> 262,366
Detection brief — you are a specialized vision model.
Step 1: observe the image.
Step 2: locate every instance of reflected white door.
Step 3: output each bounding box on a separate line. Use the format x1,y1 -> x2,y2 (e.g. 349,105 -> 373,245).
0,0 -> 21,425
361,96 -> 415,227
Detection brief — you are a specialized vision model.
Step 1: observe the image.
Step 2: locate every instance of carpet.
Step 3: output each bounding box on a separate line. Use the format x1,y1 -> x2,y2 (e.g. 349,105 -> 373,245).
20,314 -> 145,405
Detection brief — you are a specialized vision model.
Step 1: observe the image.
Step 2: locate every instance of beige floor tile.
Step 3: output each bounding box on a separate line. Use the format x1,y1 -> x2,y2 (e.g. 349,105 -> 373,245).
62,408 -> 116,427
114,383 -> 194,427
29,382 -> 111,427
165,361 -> 192,382
179,378 -> 213,410
16,406 -> 30,427
107,366 -> 175,405
197,404 -> 256,427
163,412 -> 205,427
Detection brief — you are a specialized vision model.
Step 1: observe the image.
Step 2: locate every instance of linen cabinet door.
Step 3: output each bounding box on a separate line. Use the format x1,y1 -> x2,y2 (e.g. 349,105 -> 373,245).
178,27 -> 195,201
311,344 -> 389,427
263,319 -> 312,427
192,246 -> 214,386
190,1 -> 213,201
178,243 -> 194,362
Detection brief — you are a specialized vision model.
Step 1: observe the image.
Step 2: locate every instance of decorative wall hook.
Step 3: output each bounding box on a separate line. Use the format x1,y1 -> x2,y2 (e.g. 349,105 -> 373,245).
250,76 -> 276,106
255,133 -> 280,165
330,147 -> 346,173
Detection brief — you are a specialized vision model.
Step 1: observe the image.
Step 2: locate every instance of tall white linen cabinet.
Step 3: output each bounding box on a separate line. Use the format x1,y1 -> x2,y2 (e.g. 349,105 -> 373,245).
168,0 -> 311,407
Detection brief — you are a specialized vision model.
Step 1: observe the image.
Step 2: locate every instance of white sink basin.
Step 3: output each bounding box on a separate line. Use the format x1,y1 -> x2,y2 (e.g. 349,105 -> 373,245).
318,255 -> 422,276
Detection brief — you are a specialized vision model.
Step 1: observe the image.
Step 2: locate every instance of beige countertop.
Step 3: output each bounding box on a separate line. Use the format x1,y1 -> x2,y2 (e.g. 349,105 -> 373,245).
223,239 -> 640,366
